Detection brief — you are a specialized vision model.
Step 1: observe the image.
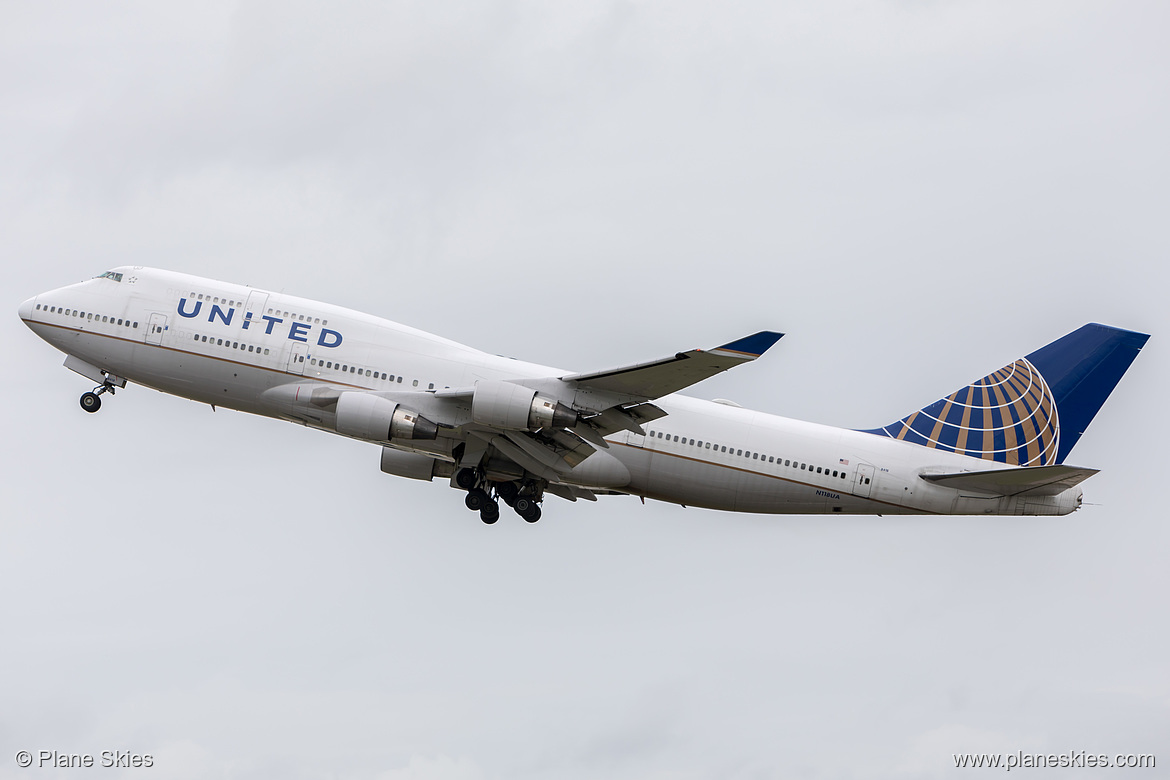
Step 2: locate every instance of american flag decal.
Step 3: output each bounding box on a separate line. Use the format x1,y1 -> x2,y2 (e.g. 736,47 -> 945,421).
839,459 -> 849,465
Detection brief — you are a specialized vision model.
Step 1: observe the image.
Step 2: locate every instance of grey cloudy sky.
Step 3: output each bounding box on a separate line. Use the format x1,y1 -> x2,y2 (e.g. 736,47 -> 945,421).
3,2 -> 1168,778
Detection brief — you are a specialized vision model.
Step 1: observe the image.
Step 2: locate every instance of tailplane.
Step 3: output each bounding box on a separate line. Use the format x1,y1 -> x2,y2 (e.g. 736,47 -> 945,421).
861,324 -> 1149,465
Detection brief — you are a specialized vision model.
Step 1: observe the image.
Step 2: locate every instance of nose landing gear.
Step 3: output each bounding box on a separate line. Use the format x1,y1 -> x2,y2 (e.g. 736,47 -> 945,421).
79,382 -> 117,413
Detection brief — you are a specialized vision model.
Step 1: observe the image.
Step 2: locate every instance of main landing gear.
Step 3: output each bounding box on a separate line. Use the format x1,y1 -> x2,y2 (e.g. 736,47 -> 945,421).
79,382 -> 118,413
455,468 -> 543,524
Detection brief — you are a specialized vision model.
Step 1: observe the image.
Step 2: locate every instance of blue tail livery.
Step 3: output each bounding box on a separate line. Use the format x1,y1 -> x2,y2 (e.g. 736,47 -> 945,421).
862,324 -> 1149,466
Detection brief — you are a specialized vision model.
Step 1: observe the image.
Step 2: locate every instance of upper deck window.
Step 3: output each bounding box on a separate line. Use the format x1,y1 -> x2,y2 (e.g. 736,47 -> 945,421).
95,271 -> 124,282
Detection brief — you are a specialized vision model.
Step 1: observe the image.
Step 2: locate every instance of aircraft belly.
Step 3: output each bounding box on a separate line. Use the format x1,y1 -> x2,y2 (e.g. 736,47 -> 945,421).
67,334 -> 279,415
643,452 -> 738,511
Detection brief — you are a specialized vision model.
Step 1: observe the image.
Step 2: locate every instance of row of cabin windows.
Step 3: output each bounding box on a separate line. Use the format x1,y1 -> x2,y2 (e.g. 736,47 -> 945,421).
193,333 -> 270,355
184,331 -> 432,389
187,293 -> 332,328
192,292 -> 243,308
307,358 -> 435,390
267,307 -> 327,326
36,303 -> 138,329
647,429 -> 849,480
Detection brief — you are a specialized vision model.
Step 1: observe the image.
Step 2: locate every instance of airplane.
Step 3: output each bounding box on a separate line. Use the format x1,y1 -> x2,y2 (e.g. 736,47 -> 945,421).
19,267 -> 1148,523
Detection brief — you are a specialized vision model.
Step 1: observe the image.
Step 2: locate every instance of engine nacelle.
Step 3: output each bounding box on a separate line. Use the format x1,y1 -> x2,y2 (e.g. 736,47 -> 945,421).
336,392 -> 438,441
471,380 -> 577,431
380,447 -> 451,481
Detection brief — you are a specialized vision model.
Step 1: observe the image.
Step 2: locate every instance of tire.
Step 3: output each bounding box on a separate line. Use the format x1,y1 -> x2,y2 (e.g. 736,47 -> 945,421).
455,468 -> 477,490
480,504 -> 500,524
514,497 -> 532,515
465,489 -> 488,511
80,392 -> 102,413
497,482 -> 519,505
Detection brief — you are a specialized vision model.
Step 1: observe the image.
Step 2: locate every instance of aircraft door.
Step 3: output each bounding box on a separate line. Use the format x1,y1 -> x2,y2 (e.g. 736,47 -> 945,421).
244,291 -> 268,329
851,463 -> 875,498
146,313 -> 167,345
287,342 -> 308,375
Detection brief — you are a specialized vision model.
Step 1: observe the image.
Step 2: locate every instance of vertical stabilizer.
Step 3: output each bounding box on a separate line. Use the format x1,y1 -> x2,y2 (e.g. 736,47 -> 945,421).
861,324 -> 1148,465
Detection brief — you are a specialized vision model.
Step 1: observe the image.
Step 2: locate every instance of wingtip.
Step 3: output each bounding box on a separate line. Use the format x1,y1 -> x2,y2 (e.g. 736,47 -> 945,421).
713,331 -> 784,358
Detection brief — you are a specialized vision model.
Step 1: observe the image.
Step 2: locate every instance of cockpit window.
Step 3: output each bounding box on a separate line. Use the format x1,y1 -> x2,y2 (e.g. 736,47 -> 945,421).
95,271 -> 123,282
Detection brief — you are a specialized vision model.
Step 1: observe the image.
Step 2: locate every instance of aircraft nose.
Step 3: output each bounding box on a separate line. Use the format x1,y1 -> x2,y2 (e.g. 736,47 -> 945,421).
18,296 -> 36,322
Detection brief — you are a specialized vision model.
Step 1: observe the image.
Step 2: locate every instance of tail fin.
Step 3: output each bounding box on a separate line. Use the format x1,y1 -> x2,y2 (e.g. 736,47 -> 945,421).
861,324 -> 1149,465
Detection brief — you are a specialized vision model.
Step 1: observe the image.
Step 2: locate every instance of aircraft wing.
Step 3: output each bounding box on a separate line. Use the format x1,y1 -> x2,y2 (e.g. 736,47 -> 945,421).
561,331 -> 784,400
428,331 -> 783,486
920,464 -> 1099,496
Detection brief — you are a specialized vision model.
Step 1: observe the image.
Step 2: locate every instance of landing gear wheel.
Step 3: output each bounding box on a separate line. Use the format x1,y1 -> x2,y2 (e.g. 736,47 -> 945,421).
496,481 -> 519,507
80,392 -> 102,413
465,488 -> 489,512
515,498 -> 541,523
455,468 -> 478,490
480,502 -> 500,524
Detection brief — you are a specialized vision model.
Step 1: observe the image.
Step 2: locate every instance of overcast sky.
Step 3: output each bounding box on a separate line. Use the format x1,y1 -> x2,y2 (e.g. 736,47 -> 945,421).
3,2 -> 1168,778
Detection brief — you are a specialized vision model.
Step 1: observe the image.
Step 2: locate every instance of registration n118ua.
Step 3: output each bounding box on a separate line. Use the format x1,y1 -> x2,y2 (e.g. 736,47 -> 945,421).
19,268 -> 1148,524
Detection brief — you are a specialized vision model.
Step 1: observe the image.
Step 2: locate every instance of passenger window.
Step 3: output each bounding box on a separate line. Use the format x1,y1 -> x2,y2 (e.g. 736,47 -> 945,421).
705,442 -> 710,449
232,342 -> 238,349
817,466 -> 822,473
133,322 -> 138,328
263,348 -> 269,355
397,377 -> 402,383
721,446 -> 727,452
381,373 -> 387,380
249,345 -> 254,352
217,339 -> 223,346
736,449 -> 742,456
673,435 -> 679,442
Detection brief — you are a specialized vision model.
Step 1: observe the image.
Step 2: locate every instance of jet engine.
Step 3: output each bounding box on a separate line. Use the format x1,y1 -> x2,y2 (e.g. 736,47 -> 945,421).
471,380 -> 578,430
336,392 -> 438,441
380,447 -> 452,481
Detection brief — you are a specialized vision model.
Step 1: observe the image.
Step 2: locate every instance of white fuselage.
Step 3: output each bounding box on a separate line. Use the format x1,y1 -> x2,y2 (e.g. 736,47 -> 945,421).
19,268 -> 1083,516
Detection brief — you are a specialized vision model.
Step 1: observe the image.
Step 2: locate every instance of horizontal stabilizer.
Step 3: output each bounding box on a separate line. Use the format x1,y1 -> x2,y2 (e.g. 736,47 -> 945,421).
563,331 -> 783,400
920,464 -> 1099,496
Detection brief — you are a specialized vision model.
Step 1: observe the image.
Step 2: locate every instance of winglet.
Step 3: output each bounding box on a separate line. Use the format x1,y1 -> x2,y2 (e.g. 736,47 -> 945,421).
709,331 -> 784,359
